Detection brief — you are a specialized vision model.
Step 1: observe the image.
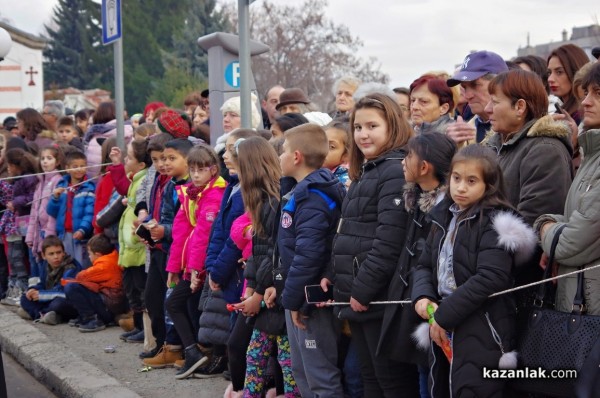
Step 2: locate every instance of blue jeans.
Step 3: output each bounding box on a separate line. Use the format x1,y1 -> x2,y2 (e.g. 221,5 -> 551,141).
343,337 -> 364,398
20,295 -> 78,320
64,283 -> 113,323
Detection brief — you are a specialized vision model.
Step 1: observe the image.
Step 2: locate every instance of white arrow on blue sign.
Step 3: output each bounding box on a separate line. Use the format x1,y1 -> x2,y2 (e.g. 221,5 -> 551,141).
224,61 -> 241,88
101,0 -> 122,45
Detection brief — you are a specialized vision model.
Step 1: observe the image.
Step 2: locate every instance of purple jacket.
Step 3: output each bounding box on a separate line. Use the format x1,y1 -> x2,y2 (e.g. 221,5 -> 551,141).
26,172 -> 62,257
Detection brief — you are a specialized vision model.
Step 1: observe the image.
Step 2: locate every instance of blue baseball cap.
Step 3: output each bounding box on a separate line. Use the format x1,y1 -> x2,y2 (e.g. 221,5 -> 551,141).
447,51 -> 508,87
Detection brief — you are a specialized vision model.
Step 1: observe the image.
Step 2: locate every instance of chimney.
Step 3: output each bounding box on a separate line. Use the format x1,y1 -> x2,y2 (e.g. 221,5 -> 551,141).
562,29 -> 568,42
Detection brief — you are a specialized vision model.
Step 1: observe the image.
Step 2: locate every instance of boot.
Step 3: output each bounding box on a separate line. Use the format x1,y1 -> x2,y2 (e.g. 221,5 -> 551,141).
142,344 -> 183,369
175,344 -> 209,380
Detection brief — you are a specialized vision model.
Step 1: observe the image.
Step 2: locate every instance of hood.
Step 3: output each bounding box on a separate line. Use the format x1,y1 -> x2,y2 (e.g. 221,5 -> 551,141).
414,115 -> 454,135
403,182 -> 447,213
579,128 -> 600,156
293,168 -> 345,209
492,210 -> 538,267
84,121 -> 117,143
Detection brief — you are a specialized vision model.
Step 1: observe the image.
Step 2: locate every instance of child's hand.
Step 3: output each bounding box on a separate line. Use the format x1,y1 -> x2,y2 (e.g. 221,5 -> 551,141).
415,298 -> 438,320
315,278 -> 333,308
26,241 -> 33,248
149,225 -> 164,241
53,187 -> 66,198
6,201 -> 14,212
264,287 -> 277,308
26,289 -> 39,301
291,310 -> 308,330
73,231 -> 84,240
109,147 -> 122,165
137,210 -> 148,221
167,272 -> 179,288
350,296 -> 368,312
430,320 -> 450,349
190,271 -> 202,293
240,293 -> 263,317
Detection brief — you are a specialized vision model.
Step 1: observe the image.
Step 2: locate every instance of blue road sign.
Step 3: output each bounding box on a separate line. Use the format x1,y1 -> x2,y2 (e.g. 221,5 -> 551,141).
224,61 -> 241,88
102,0 -> 122,45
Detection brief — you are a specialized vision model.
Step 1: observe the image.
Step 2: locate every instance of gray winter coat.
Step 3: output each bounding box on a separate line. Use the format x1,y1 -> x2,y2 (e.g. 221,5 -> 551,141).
534,128 -> 600,315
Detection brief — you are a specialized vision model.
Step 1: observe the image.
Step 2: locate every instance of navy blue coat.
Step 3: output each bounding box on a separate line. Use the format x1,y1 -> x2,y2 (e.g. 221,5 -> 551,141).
278,169 -> 345,313
159,176 -> 189,253
205,175 -> 245,304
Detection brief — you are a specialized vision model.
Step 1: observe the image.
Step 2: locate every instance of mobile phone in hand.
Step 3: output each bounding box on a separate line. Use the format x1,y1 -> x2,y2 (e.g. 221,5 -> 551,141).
305,284 -> 334,303
135,224 -> 155,247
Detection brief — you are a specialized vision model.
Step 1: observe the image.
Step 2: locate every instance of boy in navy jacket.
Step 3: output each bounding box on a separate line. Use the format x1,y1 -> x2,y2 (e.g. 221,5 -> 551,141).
277,124 -> 345,397
18,236 -> 79,324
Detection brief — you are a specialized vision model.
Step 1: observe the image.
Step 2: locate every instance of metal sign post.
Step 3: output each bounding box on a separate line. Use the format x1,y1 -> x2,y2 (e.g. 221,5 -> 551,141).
238,0 -> 251,129
102,0 -> 125,151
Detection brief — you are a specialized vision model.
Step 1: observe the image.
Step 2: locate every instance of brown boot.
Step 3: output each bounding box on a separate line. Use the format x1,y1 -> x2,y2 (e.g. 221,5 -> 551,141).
173,358 -> 185,369
142,344 -> 183,369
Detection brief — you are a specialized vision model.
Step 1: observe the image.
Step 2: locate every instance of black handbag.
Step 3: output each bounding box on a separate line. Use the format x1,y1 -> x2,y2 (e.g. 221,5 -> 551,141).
515,225 -> 600,397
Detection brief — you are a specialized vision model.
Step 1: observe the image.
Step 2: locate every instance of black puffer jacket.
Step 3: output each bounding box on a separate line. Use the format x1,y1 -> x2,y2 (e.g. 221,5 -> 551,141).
411,198 -> 538,397
377,183 -> 444,364
332,147 -> 408,321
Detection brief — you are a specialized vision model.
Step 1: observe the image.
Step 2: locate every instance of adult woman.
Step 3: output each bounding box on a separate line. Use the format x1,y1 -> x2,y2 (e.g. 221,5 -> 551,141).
535,62 -> 600,316
84,101 -> 134,177
409,74 -> 456,134
547,44 -> 590,124
15,108 -> 55,154
485,69 -> 573,287
331,76 -> 361,118
514,55 -> 549,93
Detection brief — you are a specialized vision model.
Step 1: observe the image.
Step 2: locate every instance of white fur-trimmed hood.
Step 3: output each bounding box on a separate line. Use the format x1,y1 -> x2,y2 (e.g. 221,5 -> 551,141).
492,211 -> 538,267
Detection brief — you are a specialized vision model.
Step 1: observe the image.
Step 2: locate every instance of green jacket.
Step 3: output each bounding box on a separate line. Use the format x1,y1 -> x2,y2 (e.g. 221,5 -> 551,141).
118,169 -> 148,268
536,128 -> 600,315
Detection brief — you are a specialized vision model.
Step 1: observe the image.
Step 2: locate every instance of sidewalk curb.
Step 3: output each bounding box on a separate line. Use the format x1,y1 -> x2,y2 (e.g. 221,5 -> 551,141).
0,308 -> 142,398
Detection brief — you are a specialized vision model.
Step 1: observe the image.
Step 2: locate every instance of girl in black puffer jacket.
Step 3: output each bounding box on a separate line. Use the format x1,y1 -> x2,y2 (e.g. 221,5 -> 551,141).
329,93 -> 417,397
412,145 -> 538,398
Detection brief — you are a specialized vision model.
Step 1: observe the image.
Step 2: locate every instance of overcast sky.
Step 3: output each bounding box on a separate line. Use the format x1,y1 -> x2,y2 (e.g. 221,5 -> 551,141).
2,0 -> 598,87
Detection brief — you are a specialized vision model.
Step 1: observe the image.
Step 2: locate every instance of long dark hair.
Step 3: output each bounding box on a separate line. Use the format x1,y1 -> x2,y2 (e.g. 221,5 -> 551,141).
406,133 -> 457,186
449,145 -> 514,220
547,44 -> 590,115
16,108 -> 49,141
6,148 -> 39,177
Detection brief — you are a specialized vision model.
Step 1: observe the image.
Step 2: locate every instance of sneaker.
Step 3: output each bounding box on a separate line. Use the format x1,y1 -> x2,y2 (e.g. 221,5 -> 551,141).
142,344 -> 183,369
139,345 -> 160,359
68,317 -> 82,327
0,286 -> 21,306
79,318 -> 106,333
126,329 -> 145,343
175,344 -> 209,380
39,311 -> 61,325
16,307 -> 32,320
173,359 -> 185,369
120,328 -> 141,341
193,355 -> 228,379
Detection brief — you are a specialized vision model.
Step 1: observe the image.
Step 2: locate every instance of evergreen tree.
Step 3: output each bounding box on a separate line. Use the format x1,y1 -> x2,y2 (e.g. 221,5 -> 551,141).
43,0 -> 112,90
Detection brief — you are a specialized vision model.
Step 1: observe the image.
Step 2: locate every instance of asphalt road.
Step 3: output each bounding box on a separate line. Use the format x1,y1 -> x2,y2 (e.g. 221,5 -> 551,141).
2,351 -> 58,398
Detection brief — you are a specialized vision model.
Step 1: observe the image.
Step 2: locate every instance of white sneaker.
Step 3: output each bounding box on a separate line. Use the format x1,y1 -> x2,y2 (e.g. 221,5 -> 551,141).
39,311 -> 61,325
0,286 -> 18,306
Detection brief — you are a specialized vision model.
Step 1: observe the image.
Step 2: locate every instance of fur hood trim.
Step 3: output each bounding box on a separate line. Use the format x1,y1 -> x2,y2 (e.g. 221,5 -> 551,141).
403,182 -> 446,213
527,115 -> 570,139
492,211 -> 538,267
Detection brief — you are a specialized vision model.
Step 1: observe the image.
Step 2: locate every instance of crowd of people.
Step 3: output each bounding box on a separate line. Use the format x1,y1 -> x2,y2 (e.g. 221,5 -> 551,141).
0,43 -> 599,398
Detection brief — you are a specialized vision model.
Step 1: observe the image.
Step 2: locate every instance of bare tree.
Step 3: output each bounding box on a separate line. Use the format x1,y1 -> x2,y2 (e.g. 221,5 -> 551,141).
223,0 -> 388,111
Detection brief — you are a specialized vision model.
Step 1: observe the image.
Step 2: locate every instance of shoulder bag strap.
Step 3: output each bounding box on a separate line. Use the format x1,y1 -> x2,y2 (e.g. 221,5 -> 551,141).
535,224 -> 567,306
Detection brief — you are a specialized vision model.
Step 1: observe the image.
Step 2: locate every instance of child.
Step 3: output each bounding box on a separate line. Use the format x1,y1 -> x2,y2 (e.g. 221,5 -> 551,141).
47,151 -> 96,269
18,235 -> 79,324
193,129 -> 258,379
93,136 -> 119,235
228,137 -> 299,397
116,140 -> 151,343
134,123 -> 159,141
160,145 -> 226,376
64,233 -> 125,332
323,117 -> 351,188
329,93 -> 417,397
56,116 -> 84,152
0,148 -> 38,305
378,133 -> 457,398
278,124 -> 345,397
412,145 -> 537,397
26,145 -> 64,275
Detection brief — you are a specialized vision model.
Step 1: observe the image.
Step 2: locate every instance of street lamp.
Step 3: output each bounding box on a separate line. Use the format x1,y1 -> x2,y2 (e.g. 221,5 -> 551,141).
0,26 -> 12,62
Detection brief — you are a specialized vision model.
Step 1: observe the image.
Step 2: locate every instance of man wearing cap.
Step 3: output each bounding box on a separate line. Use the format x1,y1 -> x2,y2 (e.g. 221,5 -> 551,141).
446,51 -> 508,145
276,88 -> 312,115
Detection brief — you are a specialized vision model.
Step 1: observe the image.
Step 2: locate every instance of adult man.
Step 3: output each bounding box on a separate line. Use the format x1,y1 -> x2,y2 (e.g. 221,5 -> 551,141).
446,51 -> 508,145
261,85 -> 285,129
42,100 -> 65,132
276,87 -> 312,115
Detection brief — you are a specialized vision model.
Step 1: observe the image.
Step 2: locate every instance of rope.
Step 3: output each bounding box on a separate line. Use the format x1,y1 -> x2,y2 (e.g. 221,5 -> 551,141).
0,163 -> 113,182
322,262 -> 600,306
0,173 -> 107,215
